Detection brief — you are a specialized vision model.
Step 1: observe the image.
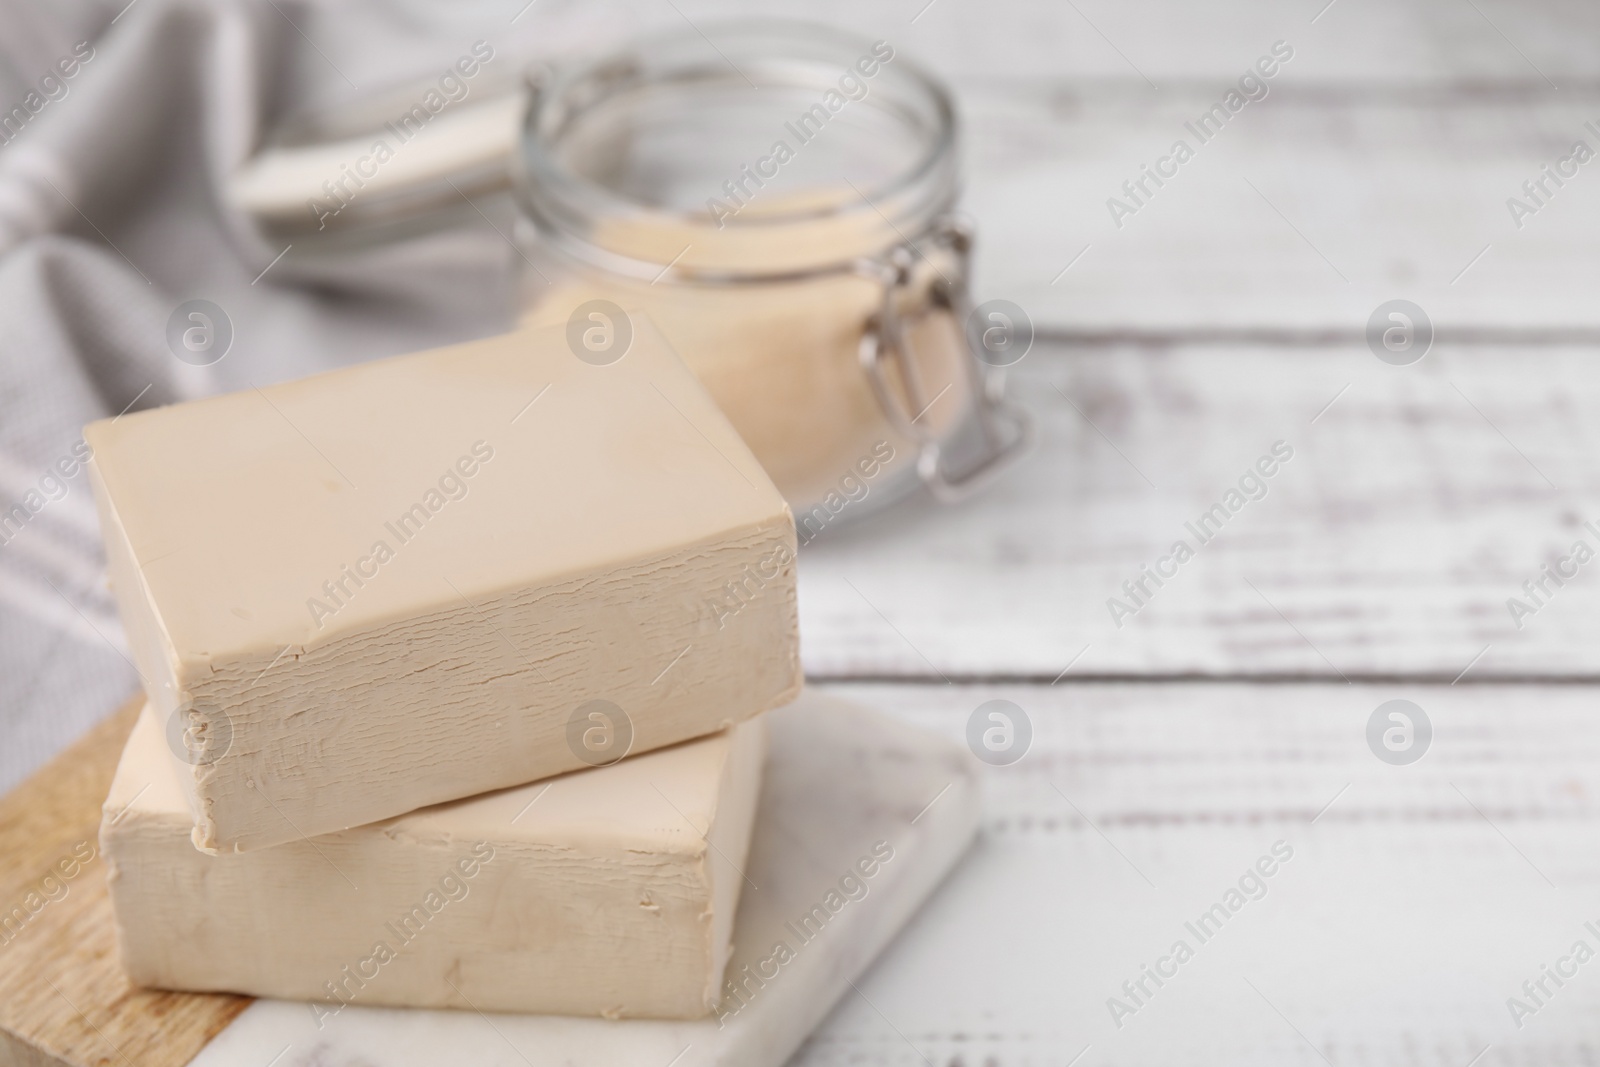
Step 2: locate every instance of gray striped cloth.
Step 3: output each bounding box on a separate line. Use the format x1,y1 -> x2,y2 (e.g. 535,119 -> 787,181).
0,0 -> 576,792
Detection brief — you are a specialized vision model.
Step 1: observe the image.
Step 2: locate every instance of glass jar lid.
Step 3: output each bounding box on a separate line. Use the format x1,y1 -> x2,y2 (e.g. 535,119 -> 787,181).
515,21 -> 960,283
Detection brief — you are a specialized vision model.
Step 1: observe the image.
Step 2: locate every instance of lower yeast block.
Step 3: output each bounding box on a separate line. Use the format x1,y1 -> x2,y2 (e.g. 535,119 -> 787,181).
101,705 -> 767,1019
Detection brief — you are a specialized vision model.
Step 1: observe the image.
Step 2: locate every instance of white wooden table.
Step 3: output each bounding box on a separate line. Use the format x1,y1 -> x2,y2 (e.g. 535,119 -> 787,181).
771,1 -> 1600,1062
13,1 -> 1594,1063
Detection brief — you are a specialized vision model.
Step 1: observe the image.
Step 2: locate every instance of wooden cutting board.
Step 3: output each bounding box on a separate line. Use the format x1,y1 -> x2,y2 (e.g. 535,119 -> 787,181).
0,699 -> 249,1067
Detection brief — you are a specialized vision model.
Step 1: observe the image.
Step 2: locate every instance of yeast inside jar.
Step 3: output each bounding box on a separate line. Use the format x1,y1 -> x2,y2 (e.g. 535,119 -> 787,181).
513,23 -> 977,517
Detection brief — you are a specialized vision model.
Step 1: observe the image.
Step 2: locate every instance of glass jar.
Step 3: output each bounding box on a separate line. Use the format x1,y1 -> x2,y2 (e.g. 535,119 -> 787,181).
511,20 -> 1030,523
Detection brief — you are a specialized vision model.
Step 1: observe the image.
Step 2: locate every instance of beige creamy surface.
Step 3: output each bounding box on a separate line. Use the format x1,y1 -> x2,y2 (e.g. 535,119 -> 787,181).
101,703 -> 768,1018
519,198 -> 972,509
86,321 -> 799,852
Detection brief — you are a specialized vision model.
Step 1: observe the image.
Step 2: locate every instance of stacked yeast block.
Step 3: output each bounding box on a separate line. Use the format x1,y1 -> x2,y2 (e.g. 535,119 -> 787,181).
87,320 -> 801,1016
85,319 -> 799,852
102,705 -> 767,1018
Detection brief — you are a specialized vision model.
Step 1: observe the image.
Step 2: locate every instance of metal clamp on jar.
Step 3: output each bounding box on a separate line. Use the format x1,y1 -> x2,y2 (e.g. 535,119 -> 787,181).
512,21 -> 1031,521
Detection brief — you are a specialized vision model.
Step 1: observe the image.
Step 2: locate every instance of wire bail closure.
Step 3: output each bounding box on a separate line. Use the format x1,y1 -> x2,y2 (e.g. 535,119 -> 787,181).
856,216 -> 1034,503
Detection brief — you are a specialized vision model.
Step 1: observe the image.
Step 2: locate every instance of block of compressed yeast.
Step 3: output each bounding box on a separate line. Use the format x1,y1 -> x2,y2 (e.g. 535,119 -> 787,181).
183,690 -> 982,1067
84,320 -> 799,852
101,704 -> 767,1018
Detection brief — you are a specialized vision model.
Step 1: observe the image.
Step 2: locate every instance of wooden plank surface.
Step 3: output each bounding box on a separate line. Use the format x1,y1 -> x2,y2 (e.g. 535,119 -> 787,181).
792,680 -> 1600,1066
799,339 -> 1600,681
501,0 -> 1600,85
965,83 -> 1600,333
0,701 -> 248,1067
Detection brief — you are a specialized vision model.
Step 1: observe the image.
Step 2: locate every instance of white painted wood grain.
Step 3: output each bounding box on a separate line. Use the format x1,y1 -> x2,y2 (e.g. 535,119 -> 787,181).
799,340 -> 1600,679
501,0 -> 1600,85
794,680 -> 1600,1066
963,82 -> 1600,333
